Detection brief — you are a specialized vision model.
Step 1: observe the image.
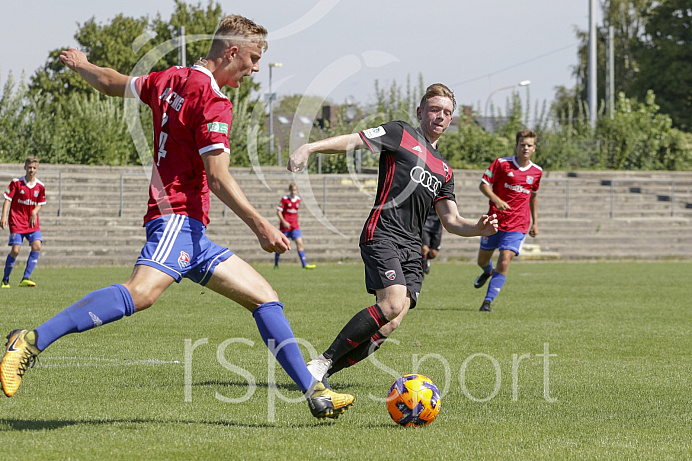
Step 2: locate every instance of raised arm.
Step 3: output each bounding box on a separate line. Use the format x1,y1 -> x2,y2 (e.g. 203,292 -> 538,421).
59,48 -> 131,98
203,150 -> 290,253
287,133 -> 365,172
434,199 -> 498,237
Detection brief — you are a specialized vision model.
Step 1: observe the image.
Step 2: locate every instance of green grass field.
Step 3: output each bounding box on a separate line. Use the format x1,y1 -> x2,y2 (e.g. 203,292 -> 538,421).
0,261 -> 690,459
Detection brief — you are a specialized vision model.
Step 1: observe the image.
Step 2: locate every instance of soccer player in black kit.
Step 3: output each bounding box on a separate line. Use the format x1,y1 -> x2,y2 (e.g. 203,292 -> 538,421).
288,84 -> 498,384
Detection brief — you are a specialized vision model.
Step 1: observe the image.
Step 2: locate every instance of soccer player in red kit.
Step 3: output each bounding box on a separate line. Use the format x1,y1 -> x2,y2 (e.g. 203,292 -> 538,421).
0,14 -> 353,419
1,157 -> 45,288
275,183 -> 315,269
473,129 -> 542,312
288,84 -> 498,386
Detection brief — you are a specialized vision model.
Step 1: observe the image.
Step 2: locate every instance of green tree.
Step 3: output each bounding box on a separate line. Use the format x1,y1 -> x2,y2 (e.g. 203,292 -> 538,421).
597,90 -> 692,170
0,74 -> 30,162
632,0 -> 692,130
5,1 -> 267,167
571,0 -> 650,107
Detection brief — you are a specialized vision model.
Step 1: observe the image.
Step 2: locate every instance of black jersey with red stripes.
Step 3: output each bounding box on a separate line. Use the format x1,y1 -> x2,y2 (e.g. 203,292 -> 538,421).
358,121 -> 456,249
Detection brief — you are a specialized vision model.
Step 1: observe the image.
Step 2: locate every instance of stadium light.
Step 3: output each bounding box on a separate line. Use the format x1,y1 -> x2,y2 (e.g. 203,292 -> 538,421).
268,63 -> 283,165
484,80 -> 531,120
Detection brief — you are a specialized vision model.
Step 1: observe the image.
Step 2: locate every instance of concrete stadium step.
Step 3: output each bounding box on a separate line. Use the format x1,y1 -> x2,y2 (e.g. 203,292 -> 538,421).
2,164 -> 691,266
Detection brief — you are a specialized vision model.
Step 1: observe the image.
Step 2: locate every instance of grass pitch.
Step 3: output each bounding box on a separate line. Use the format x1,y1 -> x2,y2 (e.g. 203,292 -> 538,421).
0,261 -> 690,459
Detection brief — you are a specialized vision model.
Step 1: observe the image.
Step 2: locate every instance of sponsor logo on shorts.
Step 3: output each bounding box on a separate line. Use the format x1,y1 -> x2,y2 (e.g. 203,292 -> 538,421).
385,269 -> 396,281
362,126 -> 386,139
178,250 -> 191,269
410,165 -> 441,195
207,121 -> 229,135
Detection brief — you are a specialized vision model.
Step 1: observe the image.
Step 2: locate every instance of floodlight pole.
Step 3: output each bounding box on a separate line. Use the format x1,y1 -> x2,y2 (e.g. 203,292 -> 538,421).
268,63 -> 283,165
588,0 -> 597,127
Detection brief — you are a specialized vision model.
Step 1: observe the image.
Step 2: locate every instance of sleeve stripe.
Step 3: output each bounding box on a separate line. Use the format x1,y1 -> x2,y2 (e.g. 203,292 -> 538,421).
199,143 -> 230,155
130,77 -> 145,106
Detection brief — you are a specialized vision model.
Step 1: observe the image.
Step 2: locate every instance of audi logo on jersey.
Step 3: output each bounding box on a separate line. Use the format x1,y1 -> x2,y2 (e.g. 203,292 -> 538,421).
409,166 -> 441,195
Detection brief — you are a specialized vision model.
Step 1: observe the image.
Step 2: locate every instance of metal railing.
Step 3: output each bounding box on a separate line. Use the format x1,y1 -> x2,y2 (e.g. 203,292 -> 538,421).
0,170 -> 62,216
114,172 -> 687,220
607,178 -> 676,218
542,178 -> 571,218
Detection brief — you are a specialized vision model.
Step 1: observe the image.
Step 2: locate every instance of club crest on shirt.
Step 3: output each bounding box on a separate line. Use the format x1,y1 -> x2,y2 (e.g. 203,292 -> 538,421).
178,250 -> 191,269
384,269 -> 396,281
527,175 -> 534,184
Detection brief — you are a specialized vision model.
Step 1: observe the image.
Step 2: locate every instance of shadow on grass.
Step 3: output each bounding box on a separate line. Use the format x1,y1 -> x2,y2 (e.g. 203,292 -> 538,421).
0,416 -> 335,431
195,379 -> 302,392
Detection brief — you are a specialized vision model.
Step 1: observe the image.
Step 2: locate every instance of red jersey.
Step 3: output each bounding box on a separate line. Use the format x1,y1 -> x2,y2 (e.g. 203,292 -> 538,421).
131,65 -> 233,226
277,195 -> 300,231
3,176 -> 46,233
481,156 -> 542,233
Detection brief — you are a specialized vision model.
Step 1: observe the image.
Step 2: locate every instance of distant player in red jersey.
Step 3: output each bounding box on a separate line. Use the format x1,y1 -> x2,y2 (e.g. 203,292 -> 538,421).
473,129 -> 542,312
1,157 -> 45,288
288,84 -> 498,386
0,15 -> 353,420
275,183 -> 315,269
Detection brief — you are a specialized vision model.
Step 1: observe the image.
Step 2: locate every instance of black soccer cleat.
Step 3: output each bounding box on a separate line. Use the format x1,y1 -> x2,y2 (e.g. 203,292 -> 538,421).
474,270 -> 493,289
479,300 -> 494,312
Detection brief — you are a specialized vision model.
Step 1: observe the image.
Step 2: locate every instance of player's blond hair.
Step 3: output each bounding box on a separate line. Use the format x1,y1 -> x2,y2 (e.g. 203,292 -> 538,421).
24,157 -> 39,167
288,182 -> 297,191
420,83 -> 456,111
210,14 -> 268,57
516,129 -> 537,144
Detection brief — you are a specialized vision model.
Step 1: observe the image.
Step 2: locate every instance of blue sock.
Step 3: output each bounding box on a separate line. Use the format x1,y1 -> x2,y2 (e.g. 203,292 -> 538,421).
483,260 -> 493,274
3,254 -> 15,280
298,251 -> 307,267
23,251 -> 39,279
485,273 -> 506,302
252,301 -> 314,393
35,284 -> 135,351
274,252 -> 280,266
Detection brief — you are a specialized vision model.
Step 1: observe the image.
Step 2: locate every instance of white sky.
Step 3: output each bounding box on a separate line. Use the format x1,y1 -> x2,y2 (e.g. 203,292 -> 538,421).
0,0 -> 601,117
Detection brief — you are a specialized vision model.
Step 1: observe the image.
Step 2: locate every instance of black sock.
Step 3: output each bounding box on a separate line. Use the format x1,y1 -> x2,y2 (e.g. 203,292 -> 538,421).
328,332 -> 387,376
323,305 -> 388,363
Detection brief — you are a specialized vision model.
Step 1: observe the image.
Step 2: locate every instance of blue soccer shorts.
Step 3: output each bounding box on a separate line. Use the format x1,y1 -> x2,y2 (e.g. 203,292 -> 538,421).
136,214 -> 232,285
480,230 -> 527,256
282,228 -> 302,240
8,231 -> 42,246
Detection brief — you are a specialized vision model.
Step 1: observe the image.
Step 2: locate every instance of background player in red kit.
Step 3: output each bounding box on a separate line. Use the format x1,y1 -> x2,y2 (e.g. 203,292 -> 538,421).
0,14 -> 353,420
473,129 -> 542,312
274,182 -> 315,269
1,157 -> 46,288
288,84 -> 498,385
